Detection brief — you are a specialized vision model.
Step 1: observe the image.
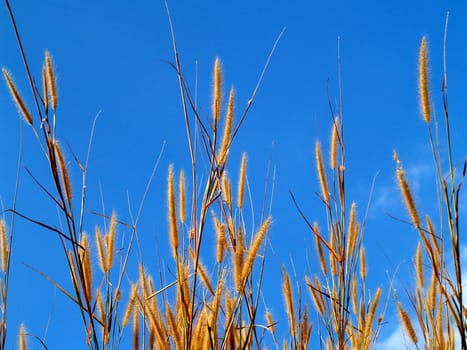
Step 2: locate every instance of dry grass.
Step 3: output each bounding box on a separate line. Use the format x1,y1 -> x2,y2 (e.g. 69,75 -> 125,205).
0,3 -> 466,350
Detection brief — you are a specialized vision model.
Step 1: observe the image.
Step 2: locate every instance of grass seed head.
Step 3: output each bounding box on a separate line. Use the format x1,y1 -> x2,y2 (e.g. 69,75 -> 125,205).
45,51 -> 58,109
167,165 -> 179,259
237,152 -> 247,209
3,68 -> 33,126
419,36 -> 431,123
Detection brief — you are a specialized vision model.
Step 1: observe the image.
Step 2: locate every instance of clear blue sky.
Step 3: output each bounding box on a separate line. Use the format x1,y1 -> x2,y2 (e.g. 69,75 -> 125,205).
1,1 -> 467,348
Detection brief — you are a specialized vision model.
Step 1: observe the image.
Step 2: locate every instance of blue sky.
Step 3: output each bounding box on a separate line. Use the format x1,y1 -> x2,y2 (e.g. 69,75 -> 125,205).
1,1 -> 467,348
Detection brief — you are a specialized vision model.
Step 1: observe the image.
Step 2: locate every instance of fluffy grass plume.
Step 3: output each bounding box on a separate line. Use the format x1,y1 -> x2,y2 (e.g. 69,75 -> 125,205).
2,68 -> 33,125
0,220 -> 8,273
218,88 -> 234,166
237,152 -> 247,209
167,165 -> 179,259
213,57 -> 222,128
419,36 -> 431,123
330,117 -> 339,169
45,51 -> 58,109
106,212 -> 117,271
315,140 -> 330,204
241,217 -> 271,283
396,167 -> 421,229
54,141 -> 73,207
397,302 -> 418,344
18,324 -> 26,350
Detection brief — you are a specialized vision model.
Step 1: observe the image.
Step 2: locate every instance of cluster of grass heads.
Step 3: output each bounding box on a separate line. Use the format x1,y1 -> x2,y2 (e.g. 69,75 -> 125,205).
0,3 -> 466,350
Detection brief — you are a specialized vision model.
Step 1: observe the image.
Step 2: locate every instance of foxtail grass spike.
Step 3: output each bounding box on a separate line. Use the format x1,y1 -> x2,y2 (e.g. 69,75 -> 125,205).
45,51 -> 58,109
167,165 -> 178,259
315,140 -> 330,204
219,88 -> 234,166
3,68 -> 33,125
237,152 -> 247,209
419,37 -> 431,123
213,58 -> 222,129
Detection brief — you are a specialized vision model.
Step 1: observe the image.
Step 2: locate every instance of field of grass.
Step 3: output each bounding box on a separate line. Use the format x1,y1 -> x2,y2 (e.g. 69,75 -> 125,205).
0,2 -> 466,350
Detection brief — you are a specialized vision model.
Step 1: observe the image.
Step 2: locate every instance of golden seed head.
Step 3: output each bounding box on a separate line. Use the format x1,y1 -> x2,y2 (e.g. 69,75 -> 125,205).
218,88 -> 234,166
415,242 -> 424,289
265,311 -> 275,334
0,220 -> 8,273
313,222 -> 327,275
214,216 -> 226,263
315,140 -> 330,204
45,51 -> 58,109
282,271 -> 296,337
237,152 -> 247,209
397,302 -> 418,344
397,167 -> 421,228
80,233 -> 93,301
106,211 -> 116,271
419,37 -> 431,123
330,117 -> 339,169
42,67 -> 49,113
95,226 -> 107,273
167,165 -> 178,259
19,323 -> 27,350
3,68 -> 33,125
359,246 -> 367,280
241,216 -> 271,283
54,141 -> 73,207
212,58 -> 222,128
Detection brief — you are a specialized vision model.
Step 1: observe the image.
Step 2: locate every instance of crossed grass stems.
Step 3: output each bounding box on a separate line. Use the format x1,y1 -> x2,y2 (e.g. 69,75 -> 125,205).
0,2 -> 465,350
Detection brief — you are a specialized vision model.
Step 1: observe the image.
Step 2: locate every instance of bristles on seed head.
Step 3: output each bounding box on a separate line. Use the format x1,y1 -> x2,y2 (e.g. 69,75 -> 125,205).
106,212 -> 116,271
213,58 -> 222,128
237,152 -> 247,209
397,168 -> 421,228
416,242 -> 424,289
419,37 -> 431,123
330,117 -> 339,169
95,226 -> 107,273
54,141 -> 73,207
218,88 -> 234,167
45,51 -> 58,109
397,302 -> 418,344
19,323 -> 27,350
315,140 -> 330,204
80,233 -> 93,301
282,271 -> 296,337
2,68 -> 33,126
0,220 -> 8,273
241,217 -> 271,283
167,165 -> 178,259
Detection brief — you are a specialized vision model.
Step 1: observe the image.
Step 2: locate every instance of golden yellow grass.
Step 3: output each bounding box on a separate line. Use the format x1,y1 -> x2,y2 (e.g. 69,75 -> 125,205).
315,140 -> 330,204
237,152 -> 247,209
397,167 -> 421,228
397,302 -> 418,344
167,165 -> 179,259
0,220 -> 8,273
53,141 -> 73,207
212,57 -> 222,128
240,216 -> 271,283
19,324 -> 26,350
2,68 -> 33,126
45,51 -> 58,109
419,36 -> 430,123
218,88 -> 234,166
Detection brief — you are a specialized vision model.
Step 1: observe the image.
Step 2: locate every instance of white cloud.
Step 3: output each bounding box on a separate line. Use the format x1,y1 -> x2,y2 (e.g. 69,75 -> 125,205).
377,324 -> 417,350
